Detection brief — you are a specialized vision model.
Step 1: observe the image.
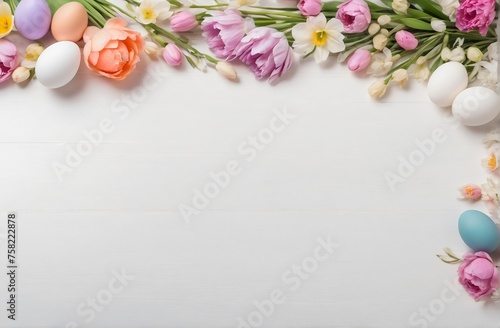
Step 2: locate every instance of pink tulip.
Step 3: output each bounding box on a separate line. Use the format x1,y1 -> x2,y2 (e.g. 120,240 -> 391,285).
0,39 -> 19,83
347,49 -> 371,71
395,30 -> 418,50
170,12 -> 198,32
458,252 -> 498,301
162,44 -> 183,66
336,0 -> 371,33
232,27 -> 293,83
201,9 -> 254,60
297,0 -> 322,17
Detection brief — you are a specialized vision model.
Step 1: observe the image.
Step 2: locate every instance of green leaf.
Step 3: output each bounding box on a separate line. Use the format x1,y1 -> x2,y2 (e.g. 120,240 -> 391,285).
406,8 -> 432,19
378,0 -> 393,8
399,18 -> 434,30
321,1 -> 342,12
409,0 -> 448,20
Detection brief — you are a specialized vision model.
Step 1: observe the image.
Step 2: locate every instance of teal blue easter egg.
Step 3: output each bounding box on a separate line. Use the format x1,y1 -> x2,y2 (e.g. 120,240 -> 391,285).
458,210 -> 500,253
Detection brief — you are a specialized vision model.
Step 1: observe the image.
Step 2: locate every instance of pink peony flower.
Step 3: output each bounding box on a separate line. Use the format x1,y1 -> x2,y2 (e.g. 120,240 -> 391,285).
201,9 -> 254,60
0,39 -> 19,83
170,12 -> 198,32
347,49 -> 371,71
232,27 -> 293,83
458,251 -> 498,301
297,0 -> 322,17
456,0 -> 496,36
395,30 -> 418,50
335,0 -> 371,33
162,44 -> 183,66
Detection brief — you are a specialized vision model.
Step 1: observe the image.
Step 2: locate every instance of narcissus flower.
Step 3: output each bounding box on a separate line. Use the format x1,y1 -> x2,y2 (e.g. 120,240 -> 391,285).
458,184 -> 483,201
135,0 -> 172,24
0,1 -> 13,38
292,13 -> 345,63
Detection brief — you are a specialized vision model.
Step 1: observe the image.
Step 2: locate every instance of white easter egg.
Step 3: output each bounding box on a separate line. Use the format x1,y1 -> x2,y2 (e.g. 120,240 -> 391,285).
427,62 -> 468,107
452,87 -> 499,126
35,41 -> 81,89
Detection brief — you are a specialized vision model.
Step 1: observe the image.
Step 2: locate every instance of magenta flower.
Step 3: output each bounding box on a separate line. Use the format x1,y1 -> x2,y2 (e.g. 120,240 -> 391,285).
201,9 -> 254,60
335,0 -> 371,33
170,12 -> 198,32
232,27 -> 293,83
395,30 -> 418,50
297,0 -> 322,17
456,0 -> 496,36
347,49 -> 371,71
458,252 -> 498,301
0,39 -> 19,83
162,44 -> 183,66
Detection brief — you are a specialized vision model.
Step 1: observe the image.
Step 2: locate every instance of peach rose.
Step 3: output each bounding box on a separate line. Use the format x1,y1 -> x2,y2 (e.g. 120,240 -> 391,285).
83,18 -> 144,80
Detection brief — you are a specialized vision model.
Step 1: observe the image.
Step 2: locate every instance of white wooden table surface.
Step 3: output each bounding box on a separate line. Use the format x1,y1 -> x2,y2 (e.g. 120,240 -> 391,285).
0,52 -> 499,328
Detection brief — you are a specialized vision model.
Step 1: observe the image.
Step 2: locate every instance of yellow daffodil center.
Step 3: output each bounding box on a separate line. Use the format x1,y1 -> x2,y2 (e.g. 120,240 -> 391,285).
312,30 -> 327,47
465,186 -> 474,196
488,154 -> 497,170
142,8 -> 154,20
0,14 -> 12,35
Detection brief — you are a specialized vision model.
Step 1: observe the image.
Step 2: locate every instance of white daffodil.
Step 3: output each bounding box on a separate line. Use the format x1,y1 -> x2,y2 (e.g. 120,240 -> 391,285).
441,46 -> 465,62
392,0 -> 409,14
486,42 -> 498,61
0,1 -> 14,38
21,43 -> 44,68
481,177 -> 499,219
434,0 -> 459,21
476,60 -> 498,90
292,13 -> 345,64
135,0 -> 172,24
367,47 -> 393,77
482,145 -> 500,172
411,56 -> 431,82
483,129 -> 500,148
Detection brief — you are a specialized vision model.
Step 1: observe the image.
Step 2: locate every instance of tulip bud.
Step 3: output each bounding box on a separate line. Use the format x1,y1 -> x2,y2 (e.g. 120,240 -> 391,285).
347,49 -> 371,72
145,41 -> 161,56
216,61 -> 238,80
395,30 -> 418,50
12,66 -> 30,83
431,20 -> 446,32
377,15 -> 391,26
368,79 -> 388,98
392,68 -> 408,86
373,34 -> 388,51
170,12 -> 198,32
467,47 -> 483,62
162,44 -> 183,66
392,0 -> 409,13
368,23 -> 380,35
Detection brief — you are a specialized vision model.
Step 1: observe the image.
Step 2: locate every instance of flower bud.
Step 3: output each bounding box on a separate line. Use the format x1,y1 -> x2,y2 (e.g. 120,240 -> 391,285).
380,28 -> 389,36
170,11 -> 198,32
162,44 -> 183,66
297,0 -> 322,17
12,66 -> 30,83
392,0 -> 409,13
373,33 -> 388,51
145,41 -> 161,56
347,49 -> 371,72
467,47 -> 483,62
395,30 -> 418,50
368,79 -> 388,98
377,15 -> 391,26
216,61 -> 238,80
392,68 -> 408,86
368,23 -> 380,35
431,20 -> 446,32
21,43 -> 44,68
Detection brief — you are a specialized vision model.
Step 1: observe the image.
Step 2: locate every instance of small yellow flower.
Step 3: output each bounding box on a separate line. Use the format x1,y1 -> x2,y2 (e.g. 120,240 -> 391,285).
22,43 -> 44,68
412,56 -> 430,82
0,2 -> 14,38
135,0 -> 172,24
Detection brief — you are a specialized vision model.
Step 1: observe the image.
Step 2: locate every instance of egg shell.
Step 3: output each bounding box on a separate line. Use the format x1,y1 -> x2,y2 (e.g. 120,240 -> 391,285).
427,62 -> 468,107
14,0 -> 52,40
35,41 -> 81,89
51,2 -> 89,42
452,87 -> 500,126
458,210 -> 499,253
